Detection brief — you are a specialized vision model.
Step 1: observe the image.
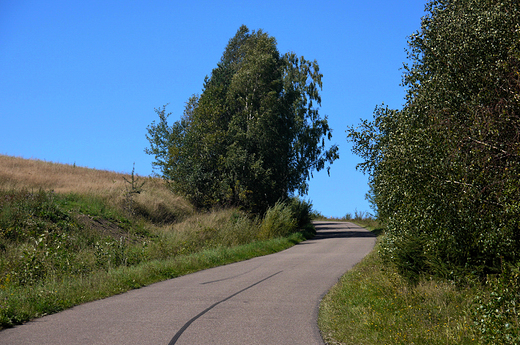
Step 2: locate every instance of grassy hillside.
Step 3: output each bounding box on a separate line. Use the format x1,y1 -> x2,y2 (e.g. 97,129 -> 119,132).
0,155 -> 193,221
0,155 -> 314,328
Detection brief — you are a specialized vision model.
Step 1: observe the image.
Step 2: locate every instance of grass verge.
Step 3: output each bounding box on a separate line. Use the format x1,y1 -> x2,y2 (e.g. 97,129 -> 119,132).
0,227 -> 314,328
319,228 -> 479,345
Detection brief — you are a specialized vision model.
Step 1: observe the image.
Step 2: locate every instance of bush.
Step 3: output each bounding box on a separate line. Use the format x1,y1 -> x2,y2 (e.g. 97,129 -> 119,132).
385,233 -> 430,285
287,197 -> 312,229
473,265 -> 520,344
258,202 -> 298,239
0,189 -> 71,241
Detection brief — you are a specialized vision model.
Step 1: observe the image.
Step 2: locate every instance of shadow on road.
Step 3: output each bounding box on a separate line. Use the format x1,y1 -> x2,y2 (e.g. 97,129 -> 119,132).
310,222 -> 377,240
312,230 -> 376,240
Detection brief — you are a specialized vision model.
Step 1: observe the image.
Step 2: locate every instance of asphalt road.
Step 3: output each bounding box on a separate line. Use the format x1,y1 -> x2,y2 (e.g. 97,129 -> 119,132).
0,221 -> 376,345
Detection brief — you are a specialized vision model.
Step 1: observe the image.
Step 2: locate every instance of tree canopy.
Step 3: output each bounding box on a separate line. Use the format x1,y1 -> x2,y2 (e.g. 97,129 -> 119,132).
146,25 -> 338,213
348,0 -> 520,279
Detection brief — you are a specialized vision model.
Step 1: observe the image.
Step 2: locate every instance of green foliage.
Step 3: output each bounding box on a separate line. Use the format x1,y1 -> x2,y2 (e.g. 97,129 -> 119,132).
319,235 -> 479,345
146,25 -> 338,213
94,237 -> 129,270
258,201 -> 298,239
347,2 -> 520,341
0,185 -> 315,328
348,0 -> 520,279
286,197 -> 313,229
473,266 -> 520,344
0,189 -> 132,287
0,189 -> 72,242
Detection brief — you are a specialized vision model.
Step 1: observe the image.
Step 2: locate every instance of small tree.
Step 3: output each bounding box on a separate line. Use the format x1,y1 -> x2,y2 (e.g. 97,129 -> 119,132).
122,163 -> 145,216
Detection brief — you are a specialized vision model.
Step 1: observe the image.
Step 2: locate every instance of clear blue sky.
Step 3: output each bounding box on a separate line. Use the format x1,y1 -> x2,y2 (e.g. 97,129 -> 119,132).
1,0 -> 426,218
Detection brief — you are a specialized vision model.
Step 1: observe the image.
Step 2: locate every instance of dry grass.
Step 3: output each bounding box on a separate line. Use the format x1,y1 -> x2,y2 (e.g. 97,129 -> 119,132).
0,154 -> 129,193
0,154 -> 194,220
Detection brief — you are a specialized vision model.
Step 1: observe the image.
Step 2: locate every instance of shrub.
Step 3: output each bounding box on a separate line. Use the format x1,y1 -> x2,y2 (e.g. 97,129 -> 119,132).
258,202 -> 298,239
287,197 -> 312,229
0,189 -> 71,241
473,265 -> 520,344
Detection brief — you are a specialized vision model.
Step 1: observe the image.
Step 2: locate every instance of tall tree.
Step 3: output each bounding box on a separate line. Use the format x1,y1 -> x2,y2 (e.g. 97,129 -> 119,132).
146,25 -> 338,213
348,0 -> 520,278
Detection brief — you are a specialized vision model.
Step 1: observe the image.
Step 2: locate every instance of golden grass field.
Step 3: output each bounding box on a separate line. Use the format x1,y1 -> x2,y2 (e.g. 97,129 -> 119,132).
0,154 -> 194,221
1,154 -> 141,193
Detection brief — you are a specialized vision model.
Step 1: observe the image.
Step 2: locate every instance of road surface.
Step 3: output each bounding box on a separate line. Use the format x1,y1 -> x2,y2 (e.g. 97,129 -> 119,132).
0,221 -> 375,345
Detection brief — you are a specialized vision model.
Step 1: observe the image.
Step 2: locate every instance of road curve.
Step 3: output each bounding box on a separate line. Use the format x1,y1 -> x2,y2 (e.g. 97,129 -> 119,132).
0,221 -> 375,345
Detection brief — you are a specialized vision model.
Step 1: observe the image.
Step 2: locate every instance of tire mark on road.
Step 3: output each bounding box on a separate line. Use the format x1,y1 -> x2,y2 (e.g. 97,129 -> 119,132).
200,265 -> 261,285
168,270 -> 283,344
